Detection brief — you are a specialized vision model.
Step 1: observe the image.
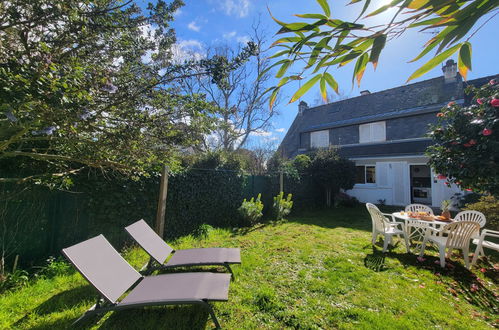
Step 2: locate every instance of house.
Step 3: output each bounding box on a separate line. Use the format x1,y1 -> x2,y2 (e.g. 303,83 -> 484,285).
278,60 -> 498,207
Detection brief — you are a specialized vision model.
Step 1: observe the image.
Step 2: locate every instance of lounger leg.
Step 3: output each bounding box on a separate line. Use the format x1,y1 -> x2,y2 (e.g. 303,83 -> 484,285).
223,263 -> 234,281
73,301 -> 100,325
203,301 -> 221,329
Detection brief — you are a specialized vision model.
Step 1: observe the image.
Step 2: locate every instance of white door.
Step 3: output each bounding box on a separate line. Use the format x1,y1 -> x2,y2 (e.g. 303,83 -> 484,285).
390,162 -> 409,206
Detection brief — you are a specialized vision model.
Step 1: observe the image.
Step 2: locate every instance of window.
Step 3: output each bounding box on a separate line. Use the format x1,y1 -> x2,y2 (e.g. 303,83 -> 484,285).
310,130 -> 329,148
359,121 -> 386,143
355,165 -> 376,184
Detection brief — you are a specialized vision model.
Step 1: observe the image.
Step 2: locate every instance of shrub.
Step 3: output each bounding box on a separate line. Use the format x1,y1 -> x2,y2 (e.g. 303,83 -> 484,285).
0,269 -> 29,293
464,195 -> 499,230
335,192 -> 360,208
273,192 -> 293,221
194,224 -> 214,239
238,194 -> 264,226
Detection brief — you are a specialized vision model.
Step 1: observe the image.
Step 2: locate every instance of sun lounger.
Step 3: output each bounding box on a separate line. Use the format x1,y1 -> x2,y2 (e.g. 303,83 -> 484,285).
125,219 -> 241,277
62,234 -> 230,328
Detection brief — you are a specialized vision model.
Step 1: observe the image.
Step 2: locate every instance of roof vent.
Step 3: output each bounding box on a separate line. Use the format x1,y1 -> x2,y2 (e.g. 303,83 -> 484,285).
360,90 -> 371,96
442,59 -> 458,83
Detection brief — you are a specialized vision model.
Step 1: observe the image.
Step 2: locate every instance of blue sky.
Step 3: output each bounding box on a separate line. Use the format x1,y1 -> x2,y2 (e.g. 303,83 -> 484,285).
170,0 -> 499,146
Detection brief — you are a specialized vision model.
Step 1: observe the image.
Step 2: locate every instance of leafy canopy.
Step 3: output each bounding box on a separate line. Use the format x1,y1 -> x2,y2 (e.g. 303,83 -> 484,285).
265,0 -> 498,105
427,80 -> 499,197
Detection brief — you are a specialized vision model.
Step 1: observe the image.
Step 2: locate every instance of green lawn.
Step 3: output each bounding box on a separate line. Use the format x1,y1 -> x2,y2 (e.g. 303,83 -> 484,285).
1,207 -> 497,329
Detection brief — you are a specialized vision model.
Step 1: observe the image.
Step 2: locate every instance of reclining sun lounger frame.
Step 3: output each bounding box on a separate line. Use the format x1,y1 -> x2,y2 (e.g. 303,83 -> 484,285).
62,235 -> 231,328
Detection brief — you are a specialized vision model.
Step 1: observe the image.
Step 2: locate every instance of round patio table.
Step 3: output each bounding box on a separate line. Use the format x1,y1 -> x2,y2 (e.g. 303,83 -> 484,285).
392,212 -> 453,253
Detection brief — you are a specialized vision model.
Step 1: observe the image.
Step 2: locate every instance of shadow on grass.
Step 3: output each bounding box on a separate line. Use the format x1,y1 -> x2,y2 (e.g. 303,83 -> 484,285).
366,243 -> 498,315
288,206 -> 374,232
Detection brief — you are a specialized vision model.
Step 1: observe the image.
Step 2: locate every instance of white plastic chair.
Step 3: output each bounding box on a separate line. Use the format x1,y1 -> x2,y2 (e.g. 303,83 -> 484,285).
419,221 -> 480,268
366,203 -> 410,253
405,204 -> 434,214
471,229 -> 499,267
454,210 -> 486,238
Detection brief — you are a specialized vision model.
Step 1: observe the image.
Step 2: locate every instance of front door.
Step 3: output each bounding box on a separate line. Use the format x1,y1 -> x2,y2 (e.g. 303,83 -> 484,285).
410,165 -> 432,205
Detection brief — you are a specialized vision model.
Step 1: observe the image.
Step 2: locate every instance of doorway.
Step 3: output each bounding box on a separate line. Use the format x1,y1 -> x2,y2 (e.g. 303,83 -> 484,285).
410,165 -> 431,205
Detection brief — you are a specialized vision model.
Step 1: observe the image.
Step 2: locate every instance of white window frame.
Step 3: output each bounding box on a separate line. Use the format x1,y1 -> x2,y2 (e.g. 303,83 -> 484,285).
310,130 -> 329,148
355,165 -> 376,186
359,121 -> 386,143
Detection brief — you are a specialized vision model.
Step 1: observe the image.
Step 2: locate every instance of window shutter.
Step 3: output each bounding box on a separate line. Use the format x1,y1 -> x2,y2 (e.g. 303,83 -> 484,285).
376,162 -> 389,187
371,121 -> 386,142
359,124 -> 371,143
310,130 -> 329,148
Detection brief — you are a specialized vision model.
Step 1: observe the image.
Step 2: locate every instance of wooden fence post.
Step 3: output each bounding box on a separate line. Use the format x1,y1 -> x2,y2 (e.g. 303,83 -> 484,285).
279,171 -> 284,193
155,165 -> 169,239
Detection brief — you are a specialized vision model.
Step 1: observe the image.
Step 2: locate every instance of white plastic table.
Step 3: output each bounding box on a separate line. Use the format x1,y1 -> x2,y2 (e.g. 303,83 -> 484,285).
392,212 -> 453,253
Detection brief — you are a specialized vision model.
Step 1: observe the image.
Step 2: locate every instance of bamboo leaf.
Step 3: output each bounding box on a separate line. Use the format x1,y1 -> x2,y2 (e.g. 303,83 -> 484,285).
320,74 -> 327,102
323,72 -> 339,93
407,43 -> 461,82
276,60 -> 292,78
369,34 -> 386,70
353,52 -> 369,86
458,41 -> 472,80
270,87 -> 280,109
268,50 -> 290,59
365,0 -> 404,18
290,74 -> 322,103
295,13 -> 328,19
316,0 -> 331,17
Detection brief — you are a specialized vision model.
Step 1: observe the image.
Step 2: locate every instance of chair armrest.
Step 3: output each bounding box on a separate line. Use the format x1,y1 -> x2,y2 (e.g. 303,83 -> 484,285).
382,213 -> 397,222
482,229 -> 499,239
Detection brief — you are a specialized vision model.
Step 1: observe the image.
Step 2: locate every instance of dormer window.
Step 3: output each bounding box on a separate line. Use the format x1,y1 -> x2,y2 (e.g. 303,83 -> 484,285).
359,121 -> 386,143
310,130 -> 329,148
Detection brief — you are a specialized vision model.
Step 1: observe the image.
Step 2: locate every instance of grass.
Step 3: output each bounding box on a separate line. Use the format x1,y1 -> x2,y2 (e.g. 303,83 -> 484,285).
0,206 -> 497,329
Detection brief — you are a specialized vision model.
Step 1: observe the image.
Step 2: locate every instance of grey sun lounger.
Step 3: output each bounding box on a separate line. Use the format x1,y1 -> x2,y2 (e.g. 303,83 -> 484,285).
125,219 -> 241,277
62,234 -> 231,328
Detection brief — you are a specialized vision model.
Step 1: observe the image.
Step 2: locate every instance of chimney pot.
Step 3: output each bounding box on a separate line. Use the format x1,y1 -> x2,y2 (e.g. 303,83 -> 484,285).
442,59 -> 458,83
298,100 -> 309,115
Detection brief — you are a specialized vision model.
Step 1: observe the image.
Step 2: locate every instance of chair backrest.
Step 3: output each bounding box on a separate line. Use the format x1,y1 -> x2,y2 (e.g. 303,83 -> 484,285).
443,221 -> 480,250
125,219 -> 174,264
405,203 -> 434,215
366,203 -> 387,232
62,235 -> 142,303
454,210 -> 486,228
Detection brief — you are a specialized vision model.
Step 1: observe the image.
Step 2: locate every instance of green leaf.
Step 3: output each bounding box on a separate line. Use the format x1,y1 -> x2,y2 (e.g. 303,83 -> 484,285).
365,0 -> 404,18
270,87 -> 280,109
276,60 -> 292,78
306,36 -> 332,68
316,0 -> 331,17
407,43 -> 461,82
369,34 -> 386,70
458,42 -> 472,80
323,72 -> 339,93
320,74 -> 327,102
268,50 -> 290,59
258,59 -> 289,80
353,52 -> 369,86
270,36 -> 301,47
295,13 -> 328,19
290,74 -> 322,103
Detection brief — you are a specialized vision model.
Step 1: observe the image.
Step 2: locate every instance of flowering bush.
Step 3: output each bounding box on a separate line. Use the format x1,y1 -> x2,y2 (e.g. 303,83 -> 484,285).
238,194 -> 264,226
427,80 -> 499,196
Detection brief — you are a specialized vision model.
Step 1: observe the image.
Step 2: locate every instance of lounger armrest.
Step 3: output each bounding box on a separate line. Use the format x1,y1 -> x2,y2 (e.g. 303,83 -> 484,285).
482,229 -> 499,239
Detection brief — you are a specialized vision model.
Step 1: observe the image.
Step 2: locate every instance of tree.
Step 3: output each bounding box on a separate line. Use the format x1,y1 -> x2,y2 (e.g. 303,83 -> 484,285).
0,0 -> 256,186
427,80 -> 499,197
264,0 -> 498,105
307,147 -> 356,207
177,21 -> 278,150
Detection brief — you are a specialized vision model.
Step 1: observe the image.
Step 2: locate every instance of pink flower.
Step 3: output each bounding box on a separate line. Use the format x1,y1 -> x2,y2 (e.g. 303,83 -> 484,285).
491,98 -> 499,107
437,174 -> 447,180
451,141 -> 459,145
468,139 -> 477,145
463,143 -> 472,147
447,101 -> 455,107
419,284 -> 425,288
437,112 -> 445,117
466,188 -> 473,192
480,268 -> 486,273
477,98 -> 484,105
470,283 -> 479,292
482,128 -> 493,136
417,256 -> 426,262
490,79 -> 497,85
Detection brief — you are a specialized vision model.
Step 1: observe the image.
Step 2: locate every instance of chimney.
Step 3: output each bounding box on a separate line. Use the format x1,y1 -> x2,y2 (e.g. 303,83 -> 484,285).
442,59 -> 458,83
360,90 -> 371,96
298,100 -> 309,115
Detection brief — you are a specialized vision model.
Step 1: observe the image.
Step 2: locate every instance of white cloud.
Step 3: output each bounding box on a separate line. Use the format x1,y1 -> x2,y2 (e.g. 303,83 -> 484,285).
251,129 -> 272,137
223,31 -> 237,39
188,21 -> 200,32
171,39 -> 205,64
220,0 -> 250,18
174,8 -> 182,16
275,128 -> 285,133
236,35 -> 250,44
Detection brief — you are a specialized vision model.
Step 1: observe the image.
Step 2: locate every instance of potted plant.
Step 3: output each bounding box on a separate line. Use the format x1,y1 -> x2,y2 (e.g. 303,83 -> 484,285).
441,199 -> 451,220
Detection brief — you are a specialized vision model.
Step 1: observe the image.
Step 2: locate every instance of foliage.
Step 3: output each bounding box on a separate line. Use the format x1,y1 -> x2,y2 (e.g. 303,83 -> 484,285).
273,192 -> 293,221
0,269 -> 29,293
427,81 -> 499,197
193,224 -> 214,240
464,195 -> 499,230
335,192 -> 360,208
183,150 -> 247,173
441,199 -> 451,212
307,147 -> 356,207
264,0 -> 498,105
0,0 -> 257,186
238,194 -> 264,226
37,256 -> 72,279
0,207 -> 497,329
293,154 -> 312,173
